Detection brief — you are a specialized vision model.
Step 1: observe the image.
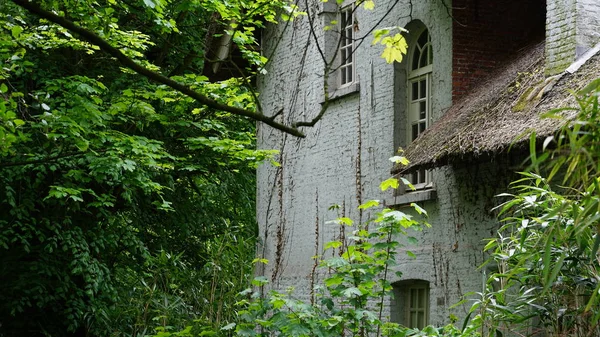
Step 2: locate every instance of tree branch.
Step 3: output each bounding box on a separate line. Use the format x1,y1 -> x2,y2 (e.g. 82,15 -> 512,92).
11,0 -> 306,138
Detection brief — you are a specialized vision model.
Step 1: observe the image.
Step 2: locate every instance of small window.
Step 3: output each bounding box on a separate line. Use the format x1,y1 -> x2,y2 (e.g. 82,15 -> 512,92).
391,280 -> 430,329
407,28 -> 432,188
339,5 -> 355,87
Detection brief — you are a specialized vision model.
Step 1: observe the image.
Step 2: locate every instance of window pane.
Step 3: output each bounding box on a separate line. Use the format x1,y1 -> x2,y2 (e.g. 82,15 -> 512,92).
417,312 -> 425,329
412,82 -> 418,100
419,122 -> 426,134
418,29 -> 428,48
347,68 -> 352,82
412,124 -> 418,141
418,289 -> 426,308
428,45 -> 433,64
412,49 -> 420,70
342,11 -> 350,27
420,80 -> 426,98
419,102 -> 426,119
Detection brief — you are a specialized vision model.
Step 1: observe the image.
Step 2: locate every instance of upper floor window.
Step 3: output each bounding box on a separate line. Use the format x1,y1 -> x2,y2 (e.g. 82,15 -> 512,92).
407,28 -> 432,187
339,5 -> 355,87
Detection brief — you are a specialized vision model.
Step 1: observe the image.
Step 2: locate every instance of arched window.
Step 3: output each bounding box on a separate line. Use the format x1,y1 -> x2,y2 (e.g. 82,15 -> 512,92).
407,28 -> 432,186
391,280 -> 430,329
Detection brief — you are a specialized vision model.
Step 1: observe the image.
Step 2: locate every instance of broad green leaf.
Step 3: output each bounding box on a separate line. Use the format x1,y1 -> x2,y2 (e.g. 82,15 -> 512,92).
380,177 -> 399,191
410,202 -> 427,215
324,240 -> 343,250
11,26 -> 23,38
342,287 -> 362,297
221,323 -> 236,331
358,199 -> 380,209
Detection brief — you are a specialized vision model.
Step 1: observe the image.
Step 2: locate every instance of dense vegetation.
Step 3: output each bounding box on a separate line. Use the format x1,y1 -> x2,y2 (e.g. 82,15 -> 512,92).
0,0 -> 285,335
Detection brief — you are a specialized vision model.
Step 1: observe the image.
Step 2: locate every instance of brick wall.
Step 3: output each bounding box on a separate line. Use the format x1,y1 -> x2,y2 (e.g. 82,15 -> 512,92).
452,0 -> 545,100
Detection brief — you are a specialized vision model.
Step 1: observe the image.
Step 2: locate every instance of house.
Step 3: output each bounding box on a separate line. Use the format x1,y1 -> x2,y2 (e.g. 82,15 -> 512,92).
256,0 -> 600,329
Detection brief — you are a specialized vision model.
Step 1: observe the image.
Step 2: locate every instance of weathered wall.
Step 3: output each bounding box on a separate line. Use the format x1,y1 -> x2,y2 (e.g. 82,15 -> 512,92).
546,0 -> 600,75
575,0 -> 600,53
257,0 -> 523,326
386,160 -> 517,325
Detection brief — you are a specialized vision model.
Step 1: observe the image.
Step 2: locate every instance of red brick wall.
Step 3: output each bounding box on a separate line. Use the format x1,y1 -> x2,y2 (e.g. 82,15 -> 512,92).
452,0 -> 546,101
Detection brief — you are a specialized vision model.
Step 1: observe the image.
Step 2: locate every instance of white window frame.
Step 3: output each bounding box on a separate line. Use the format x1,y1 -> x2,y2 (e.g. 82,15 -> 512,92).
407,28 -> 433,189
338,4 -> 355,87
391,280 -> 430,329
406,282 -> 430,329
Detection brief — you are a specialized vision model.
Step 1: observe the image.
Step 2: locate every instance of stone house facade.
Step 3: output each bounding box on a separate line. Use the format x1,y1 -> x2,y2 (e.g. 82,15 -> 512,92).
256,0 -> 600,328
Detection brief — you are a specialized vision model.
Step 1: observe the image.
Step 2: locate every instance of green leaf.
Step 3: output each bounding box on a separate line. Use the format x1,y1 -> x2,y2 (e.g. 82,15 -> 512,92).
342,287 -> 362,297
380,177 -> 399,191
325,275 -> 343,287
358,199 -> 380,209
336,217 -> 353,226
579,77 -> 600,95
143,0 -> 156,8
11,26 -> 23,38
324,240 -> 343,250
372,29 -> 389,45
410,202 -> 427,215
221,323 -> 236,331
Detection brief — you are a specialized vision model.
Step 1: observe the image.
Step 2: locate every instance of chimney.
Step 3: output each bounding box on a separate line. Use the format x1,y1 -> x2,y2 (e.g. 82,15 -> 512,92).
545,0 -> 600,76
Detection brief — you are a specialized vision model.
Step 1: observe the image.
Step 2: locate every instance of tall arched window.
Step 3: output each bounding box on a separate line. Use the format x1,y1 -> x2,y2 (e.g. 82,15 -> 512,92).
407,28 -> 432,186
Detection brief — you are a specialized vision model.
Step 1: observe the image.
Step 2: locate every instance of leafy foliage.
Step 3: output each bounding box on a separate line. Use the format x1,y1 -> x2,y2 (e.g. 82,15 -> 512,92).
0,1 -> 281,335
233,200 -> 437,337
469,79 -> 600,336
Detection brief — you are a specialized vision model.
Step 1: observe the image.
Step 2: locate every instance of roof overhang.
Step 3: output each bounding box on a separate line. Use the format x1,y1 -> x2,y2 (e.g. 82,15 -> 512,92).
393,42 -> 600,175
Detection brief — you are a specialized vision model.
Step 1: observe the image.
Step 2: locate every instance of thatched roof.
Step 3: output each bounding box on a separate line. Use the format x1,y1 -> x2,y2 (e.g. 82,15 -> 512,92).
393,41 -> 600,174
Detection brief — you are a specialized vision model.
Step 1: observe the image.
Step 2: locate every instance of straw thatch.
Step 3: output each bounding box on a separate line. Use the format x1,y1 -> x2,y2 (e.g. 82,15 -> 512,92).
393,41 -> 600,174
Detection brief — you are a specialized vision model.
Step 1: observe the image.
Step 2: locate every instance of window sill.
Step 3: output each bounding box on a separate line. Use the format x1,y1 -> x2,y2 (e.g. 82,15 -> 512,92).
384,188 -> 437,207
324,82 -> 360,103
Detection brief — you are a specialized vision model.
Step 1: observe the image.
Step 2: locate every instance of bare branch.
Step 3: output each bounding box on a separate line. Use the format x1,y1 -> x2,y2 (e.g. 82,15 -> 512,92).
11,0 -> 306,137
293,101 -> 330,127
